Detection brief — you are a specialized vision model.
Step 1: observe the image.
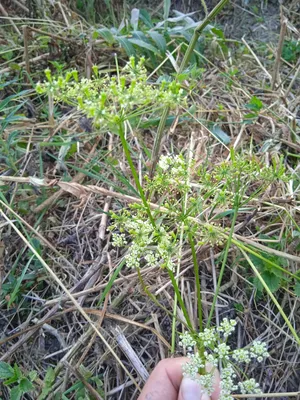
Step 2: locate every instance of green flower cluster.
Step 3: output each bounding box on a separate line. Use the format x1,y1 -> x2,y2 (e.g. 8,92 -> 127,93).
36,57 -> 187,128
110,209 -> 177,271
146,154 -> 191,196
179,318 -> 269,400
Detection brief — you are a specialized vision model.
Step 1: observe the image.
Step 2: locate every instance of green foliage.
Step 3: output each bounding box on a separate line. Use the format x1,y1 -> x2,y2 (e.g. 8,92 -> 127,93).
36,57 -> 187,131
0,362 -> 36,399
249,246 -> 288,294
282,39 -> 300,63
110,152 -> 289,271
62,366 -> 104,399
93,8 -> 225,68
38,368 -> 56,400
244,96 -> 264,124
295,282 -> 300,297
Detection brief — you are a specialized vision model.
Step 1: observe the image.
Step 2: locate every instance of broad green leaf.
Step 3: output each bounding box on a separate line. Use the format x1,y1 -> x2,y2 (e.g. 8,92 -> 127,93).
10,386 -> 22,400
0,362 -> 14,379
19,377 -> 33,392
295,282 -> 300,297
128,38 -> 158,53
261,271 -> 281,293
96,27 -> 115,45
148,31 -> 166,52
116,37 -> 136,56
210,125 -> 231,144
130,8 -> 140,31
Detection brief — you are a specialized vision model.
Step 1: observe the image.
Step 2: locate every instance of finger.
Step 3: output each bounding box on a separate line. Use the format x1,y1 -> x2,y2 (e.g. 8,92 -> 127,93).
178,364 -> 221,400
137,357 -> 189,400
178,377 -> 210,400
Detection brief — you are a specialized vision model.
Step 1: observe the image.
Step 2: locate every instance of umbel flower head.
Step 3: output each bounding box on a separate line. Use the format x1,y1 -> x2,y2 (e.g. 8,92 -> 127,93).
36,57 -> 187,129
179,319 -> 269,400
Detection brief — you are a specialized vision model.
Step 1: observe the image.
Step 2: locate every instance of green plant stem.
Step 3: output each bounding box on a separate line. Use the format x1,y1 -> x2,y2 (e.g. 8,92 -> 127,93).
207,192 -> 240,326
241,249 -> 300,345
149,0 -> 229,175
188,232 -> 203,332
118,122 -> 156,227
167,268 -> 193,333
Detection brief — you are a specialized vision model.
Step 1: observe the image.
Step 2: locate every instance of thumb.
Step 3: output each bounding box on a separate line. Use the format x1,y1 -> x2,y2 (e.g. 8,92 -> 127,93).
178,376 -> 210,400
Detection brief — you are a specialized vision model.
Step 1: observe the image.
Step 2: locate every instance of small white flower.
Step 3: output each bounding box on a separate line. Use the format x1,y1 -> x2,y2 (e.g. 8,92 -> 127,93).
232,349 -> 251,363
217,318 -> 237,338
112,233 -> 127,247
182,352 -> 204,380
179,332 -> 196,349
144,251 -> 159,267
204,352 -> 218,367
249,341 -> 269,361
198,327 -> 216,346
214,343 -> 230,360
199,373 -> 215,396
238,378 -> 261,394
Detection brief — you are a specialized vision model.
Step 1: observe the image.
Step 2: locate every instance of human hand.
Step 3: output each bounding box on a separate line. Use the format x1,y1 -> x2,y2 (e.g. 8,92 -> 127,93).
137,357 -> 220,400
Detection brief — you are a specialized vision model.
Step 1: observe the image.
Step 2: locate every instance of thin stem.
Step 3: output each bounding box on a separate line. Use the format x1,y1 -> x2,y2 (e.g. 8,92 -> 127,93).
207,190 -> 240,326
167,268 -> 193,332
118,122 -> 156,227
188,232 -> 203,332
178,0 -> 229,74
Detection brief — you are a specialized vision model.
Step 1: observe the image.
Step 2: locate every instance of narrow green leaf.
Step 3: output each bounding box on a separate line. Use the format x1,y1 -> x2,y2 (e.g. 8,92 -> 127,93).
130,8 -> 140,31
116,37 -> 136,56
96,27 -> 115,45
295,282 -> 300,297
148,31 -> 166,52
128,38 -> 158,53
139,9 -> 154,28
210,125 -> 231,144
163,0 -> 171,20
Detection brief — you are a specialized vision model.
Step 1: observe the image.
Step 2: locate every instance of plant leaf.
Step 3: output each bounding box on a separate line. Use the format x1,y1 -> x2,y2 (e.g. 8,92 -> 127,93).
148,31 -> 166,52
139,9 -> 153,28
246,96 -> 263,112
128,38 -> 158,53
19,377 -> 33,392
210,125 -> 231,144
0,362 -> 15,379
163,0 -> 171,20
116,37 -> 136,56
295,282 -> 300,297
96,27 -> 115,45
10,386 -> 22,400
130,8 -> 140,31
261,271 -> 281,293
38,368 -> 56,400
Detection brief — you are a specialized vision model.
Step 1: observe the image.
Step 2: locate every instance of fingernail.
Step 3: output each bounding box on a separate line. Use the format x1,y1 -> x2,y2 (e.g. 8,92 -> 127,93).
180,377 -> 210,400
